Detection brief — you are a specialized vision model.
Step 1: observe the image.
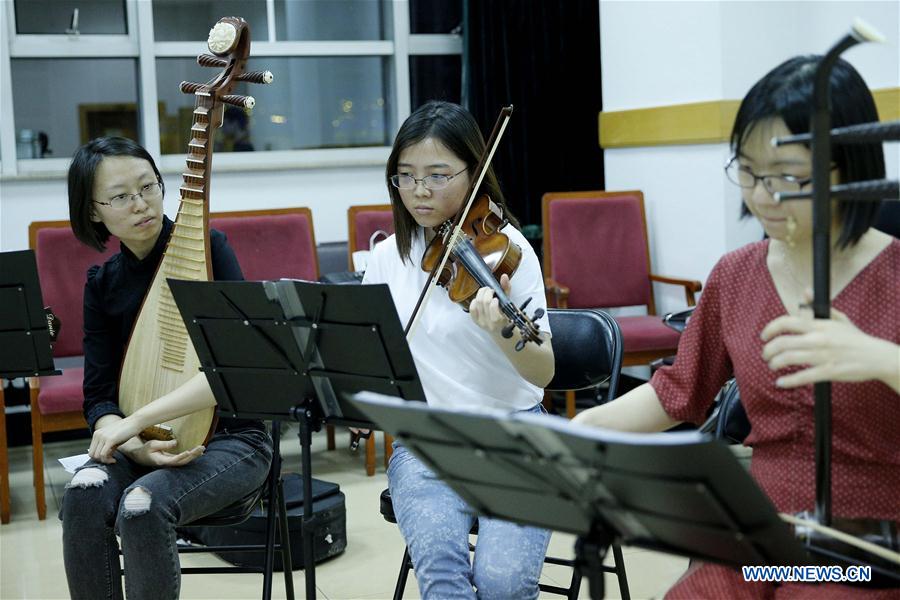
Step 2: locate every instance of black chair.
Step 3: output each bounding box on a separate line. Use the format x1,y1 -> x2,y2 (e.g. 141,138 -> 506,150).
119,421 -> 295,600
380,308 -> 630,600
655,307 -> 751,442
700,379 -> 750,444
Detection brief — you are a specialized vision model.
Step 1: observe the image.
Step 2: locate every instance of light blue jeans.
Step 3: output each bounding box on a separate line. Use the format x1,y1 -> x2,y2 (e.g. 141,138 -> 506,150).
387,404 -> 551,599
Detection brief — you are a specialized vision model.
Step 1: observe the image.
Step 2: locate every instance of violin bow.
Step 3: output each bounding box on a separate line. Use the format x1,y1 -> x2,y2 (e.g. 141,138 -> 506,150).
403,105 -> 514,339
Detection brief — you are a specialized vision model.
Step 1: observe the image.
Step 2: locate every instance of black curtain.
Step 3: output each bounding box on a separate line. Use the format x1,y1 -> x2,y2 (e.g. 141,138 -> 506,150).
463,0 -> 603,231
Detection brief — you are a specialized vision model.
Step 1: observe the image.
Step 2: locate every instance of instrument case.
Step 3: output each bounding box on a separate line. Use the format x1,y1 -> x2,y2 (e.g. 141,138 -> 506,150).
182,473 -> 347,571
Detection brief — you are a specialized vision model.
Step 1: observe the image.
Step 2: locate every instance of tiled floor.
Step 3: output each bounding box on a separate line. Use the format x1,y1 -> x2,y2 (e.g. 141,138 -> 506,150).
1,427 -> 688,599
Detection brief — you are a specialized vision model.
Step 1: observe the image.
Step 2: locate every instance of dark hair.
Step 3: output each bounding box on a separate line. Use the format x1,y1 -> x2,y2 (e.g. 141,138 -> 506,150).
385,101 -> 519,262
68,137 -> 164,252
731,55 -> 884,248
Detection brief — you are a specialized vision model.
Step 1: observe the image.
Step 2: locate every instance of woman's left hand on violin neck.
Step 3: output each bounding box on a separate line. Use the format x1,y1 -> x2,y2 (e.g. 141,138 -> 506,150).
469,273 -> 516,337
468,273 -> 555,388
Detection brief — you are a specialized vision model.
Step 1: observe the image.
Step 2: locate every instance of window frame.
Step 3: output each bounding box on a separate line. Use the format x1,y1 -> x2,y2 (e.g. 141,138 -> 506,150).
1,0 -> 461,178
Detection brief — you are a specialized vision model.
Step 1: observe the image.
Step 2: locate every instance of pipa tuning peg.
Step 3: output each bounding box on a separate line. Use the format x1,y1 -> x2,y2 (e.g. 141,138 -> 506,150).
236,70 -> 274,84
221,94 -> 255,109
197,54 -> 227,68
180,81 -> 206,95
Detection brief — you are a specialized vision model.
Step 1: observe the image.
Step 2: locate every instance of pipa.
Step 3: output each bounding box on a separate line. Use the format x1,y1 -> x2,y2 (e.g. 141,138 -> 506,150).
118,16 -> 273,452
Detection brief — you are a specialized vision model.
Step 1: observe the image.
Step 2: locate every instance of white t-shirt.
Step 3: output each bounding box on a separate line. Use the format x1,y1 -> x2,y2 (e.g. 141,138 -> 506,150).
362,224 -> 551,412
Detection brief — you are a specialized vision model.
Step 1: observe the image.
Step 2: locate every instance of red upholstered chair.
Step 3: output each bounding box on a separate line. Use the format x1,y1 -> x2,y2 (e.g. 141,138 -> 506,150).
542,191 -> 702,417
210,207 -> 319,282
28,221 -> 117,519
347,204 -> 395,475
209,207 -> 331,447
347,204 -> 394,271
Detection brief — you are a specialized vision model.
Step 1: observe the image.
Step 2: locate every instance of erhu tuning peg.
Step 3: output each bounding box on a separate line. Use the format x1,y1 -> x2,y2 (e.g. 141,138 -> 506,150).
221,94 -> 255,109
236,70 -> 274,84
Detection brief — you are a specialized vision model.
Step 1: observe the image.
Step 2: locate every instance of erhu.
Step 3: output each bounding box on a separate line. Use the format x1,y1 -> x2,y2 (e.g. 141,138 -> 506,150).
118,17 -> 273,453
771,18 -> 900,584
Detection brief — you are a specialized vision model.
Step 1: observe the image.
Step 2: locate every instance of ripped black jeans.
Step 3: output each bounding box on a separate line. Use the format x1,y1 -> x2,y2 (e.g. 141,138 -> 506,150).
60,427 -> 272,600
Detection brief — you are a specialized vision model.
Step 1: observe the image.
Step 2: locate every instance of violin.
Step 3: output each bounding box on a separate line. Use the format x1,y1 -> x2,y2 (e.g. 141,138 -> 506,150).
421,194 -> 544,350
404,105 -> 544,351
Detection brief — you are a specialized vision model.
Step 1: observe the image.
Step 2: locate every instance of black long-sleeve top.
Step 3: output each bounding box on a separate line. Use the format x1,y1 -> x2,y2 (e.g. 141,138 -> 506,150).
81,215 -> 262,434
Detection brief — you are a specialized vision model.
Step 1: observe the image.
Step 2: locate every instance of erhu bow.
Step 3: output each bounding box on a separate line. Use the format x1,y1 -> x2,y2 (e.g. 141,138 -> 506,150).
118,17 -> 273,452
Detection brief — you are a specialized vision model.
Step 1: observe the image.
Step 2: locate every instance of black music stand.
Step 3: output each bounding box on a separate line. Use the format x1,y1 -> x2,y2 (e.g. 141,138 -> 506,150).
0,250 -> 59,379
168,278 -> 424,599
350,393 -> 815,599
0,250 -> 60,524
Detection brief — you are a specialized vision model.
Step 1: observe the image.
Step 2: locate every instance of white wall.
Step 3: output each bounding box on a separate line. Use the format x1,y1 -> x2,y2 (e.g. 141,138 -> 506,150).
600,0 -> 900,316
0,164 -> 390,251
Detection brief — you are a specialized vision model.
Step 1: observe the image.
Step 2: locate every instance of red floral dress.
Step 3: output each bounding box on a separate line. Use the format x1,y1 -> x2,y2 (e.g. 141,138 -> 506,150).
651,239 -> 900,599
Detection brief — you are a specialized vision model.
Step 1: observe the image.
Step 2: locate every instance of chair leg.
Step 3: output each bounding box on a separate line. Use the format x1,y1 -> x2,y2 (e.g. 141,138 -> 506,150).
365,434 -> 376,476
262,431 -> 281,600
0,388 -> 10,524
384,432 -> 394,468
393,546 -> 412,600
326,425 -> 335,451
30,387 -> 46,520
542,390 -> 554,413
611,542 -> 630,600
565,390 -> 576,419
567,564 -> 582,600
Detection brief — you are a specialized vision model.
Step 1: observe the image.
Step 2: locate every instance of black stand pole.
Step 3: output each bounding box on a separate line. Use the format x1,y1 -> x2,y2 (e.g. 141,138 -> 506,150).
576,529 -> 613,600
291,401 -> 319,600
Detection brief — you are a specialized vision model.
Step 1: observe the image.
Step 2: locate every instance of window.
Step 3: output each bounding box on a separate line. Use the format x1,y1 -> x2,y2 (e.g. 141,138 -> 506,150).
152,0 -> 268,42
156,56 -> 392,153
409,0 -> 462,34
274,0 -> 392,41
410,55 -> 462,110
1,0 -> 461,174
10,58 -> 139,159
14,0 -> 127,35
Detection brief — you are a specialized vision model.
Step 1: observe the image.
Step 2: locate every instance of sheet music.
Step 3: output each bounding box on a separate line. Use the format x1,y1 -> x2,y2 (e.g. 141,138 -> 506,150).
59,453 -> 90,474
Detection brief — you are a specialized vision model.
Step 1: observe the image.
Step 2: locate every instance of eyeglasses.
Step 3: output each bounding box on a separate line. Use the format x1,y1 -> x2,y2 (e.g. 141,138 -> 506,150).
724,157 -> 812,196
94,182 -> 163,209
390,167 -> 468,191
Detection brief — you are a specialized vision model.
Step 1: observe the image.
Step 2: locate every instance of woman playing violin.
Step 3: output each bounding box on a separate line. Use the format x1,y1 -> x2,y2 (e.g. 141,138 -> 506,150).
363,100 -> 554,598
